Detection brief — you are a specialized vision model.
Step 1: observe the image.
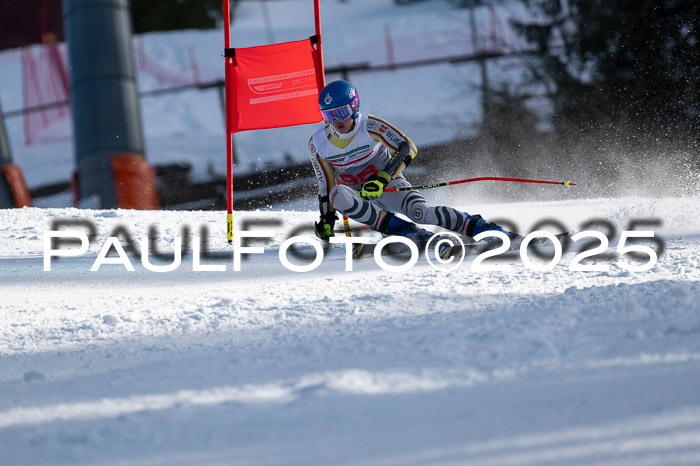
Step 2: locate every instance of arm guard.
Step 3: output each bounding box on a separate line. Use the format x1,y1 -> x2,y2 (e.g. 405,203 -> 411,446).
366,115 -> 418,178
384,140 -> 417,177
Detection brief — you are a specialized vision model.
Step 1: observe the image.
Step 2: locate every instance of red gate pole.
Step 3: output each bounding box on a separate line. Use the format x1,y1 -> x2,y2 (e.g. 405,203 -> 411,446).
313,0 -> 325,89
223,0 -> 234,243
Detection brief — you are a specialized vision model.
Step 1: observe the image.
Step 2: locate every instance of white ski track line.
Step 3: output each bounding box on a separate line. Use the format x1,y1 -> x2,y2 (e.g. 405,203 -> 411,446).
3,352 -> 700,430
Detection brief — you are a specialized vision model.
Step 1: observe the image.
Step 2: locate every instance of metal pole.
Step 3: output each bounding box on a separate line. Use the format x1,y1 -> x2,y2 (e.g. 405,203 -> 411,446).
0,100 -> 11,166
63,0 -> 149,208
260,0 -> 275,44
468,0 -> 489,125
0,99 -> 32,208
0,99 -> 14,207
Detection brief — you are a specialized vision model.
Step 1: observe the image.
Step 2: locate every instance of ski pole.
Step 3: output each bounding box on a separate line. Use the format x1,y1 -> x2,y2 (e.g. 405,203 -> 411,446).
332,177 -> 574,233
383,177 -> 574,192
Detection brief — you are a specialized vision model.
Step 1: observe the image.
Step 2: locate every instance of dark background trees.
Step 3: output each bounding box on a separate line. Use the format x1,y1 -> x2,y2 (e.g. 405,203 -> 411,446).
455,0 -> 700,199
511,0 -> 700,143
131,0 -> 234,34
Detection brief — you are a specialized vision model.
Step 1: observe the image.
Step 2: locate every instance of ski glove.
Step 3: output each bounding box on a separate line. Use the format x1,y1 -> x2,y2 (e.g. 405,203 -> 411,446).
315,211 -> 338,242
359,171 -> 391,200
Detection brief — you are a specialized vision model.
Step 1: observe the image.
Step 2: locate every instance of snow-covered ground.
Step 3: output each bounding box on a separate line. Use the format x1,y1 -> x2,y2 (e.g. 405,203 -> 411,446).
3,1 -> 700,463
2,196 -> 700,464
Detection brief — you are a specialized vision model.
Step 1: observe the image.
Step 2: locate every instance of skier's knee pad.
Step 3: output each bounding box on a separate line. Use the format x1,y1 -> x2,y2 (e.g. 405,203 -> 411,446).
408,203 -> 430,223
329,185 -> 359,213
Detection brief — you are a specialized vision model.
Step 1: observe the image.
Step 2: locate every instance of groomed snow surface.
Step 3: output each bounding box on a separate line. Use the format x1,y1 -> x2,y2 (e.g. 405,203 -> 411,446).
1,196 -> 700,465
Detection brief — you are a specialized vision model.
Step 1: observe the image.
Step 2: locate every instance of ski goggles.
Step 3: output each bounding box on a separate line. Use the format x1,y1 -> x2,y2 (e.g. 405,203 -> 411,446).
321,104 -> 353,123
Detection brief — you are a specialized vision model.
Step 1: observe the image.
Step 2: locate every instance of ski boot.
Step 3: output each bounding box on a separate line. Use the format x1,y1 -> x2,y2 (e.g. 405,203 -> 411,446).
380,212 -> 433,244
464,214 -> 521,242
378,212 -> 452,259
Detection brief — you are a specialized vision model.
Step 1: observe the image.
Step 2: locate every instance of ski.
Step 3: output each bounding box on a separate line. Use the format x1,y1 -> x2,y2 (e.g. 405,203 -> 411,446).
447,231 -> 575,259
351,232 -> 574,261
350,234 -> 473,260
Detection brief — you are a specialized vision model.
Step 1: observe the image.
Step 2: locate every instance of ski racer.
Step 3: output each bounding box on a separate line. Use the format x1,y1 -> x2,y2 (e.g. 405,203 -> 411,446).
309,80 -> 515,246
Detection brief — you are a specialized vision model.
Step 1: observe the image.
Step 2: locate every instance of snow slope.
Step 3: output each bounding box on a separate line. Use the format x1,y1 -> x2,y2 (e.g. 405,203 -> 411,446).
1,196 -> 700,464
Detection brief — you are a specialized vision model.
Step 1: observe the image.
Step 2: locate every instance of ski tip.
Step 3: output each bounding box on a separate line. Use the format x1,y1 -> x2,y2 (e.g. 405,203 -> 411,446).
563,180 -> 575,187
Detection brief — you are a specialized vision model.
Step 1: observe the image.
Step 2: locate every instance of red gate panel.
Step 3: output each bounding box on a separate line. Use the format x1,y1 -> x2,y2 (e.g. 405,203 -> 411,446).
226,38 -> 323,133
